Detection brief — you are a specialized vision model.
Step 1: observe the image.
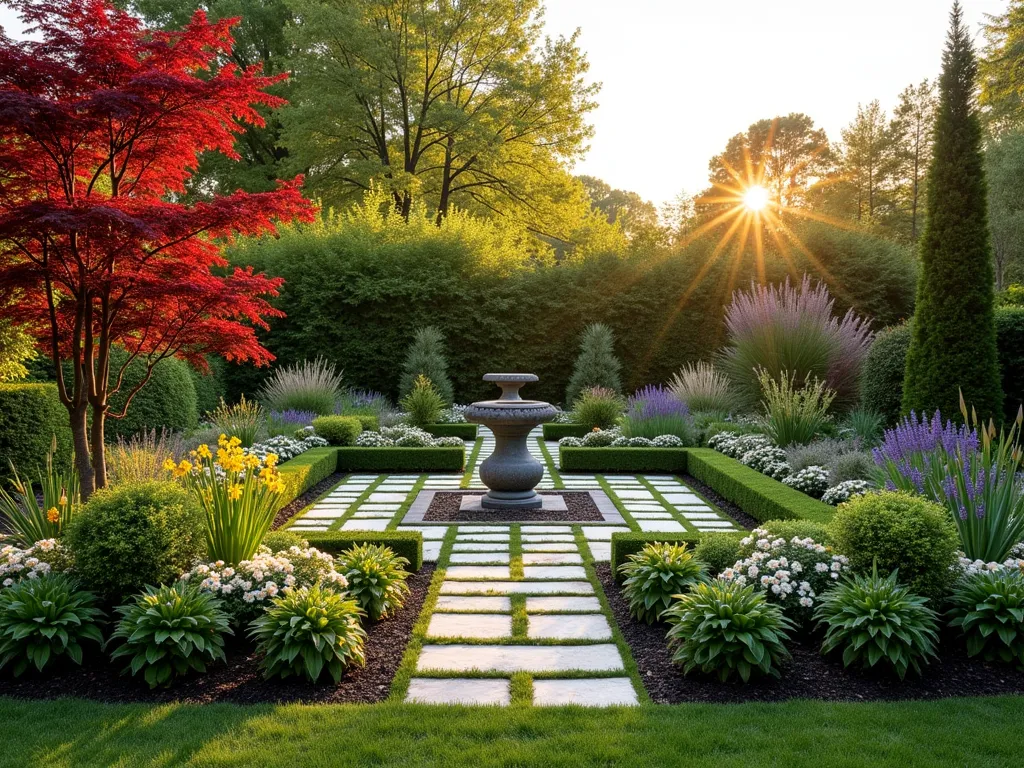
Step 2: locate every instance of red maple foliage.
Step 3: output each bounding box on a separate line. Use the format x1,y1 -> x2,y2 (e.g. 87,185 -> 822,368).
0,0 -> 316,496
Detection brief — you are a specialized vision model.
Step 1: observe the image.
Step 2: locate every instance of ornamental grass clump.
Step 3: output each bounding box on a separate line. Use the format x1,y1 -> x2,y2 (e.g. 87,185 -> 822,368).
665,579 -> 794,682
401,375 -> 444,428
757,369 -> 836,447
172,434 -> 286,566
337,544 -> 411,622
0,438 -> 79,547
106,429 -> 188,486
258,357 -> 344,416
109,582 -> 232,689
570,386 -> 624,430
249,583 -> 366,683
947,569 -> 1024,667
0,574 -> 104,676
668,361 -> 738,415
814,566 -> 939,680
872,403 -> 1024,562
267,409 -> 318,437
621,385 -> 695,444
720,276 -> 873,410
207,395 -> 265,447
617,542 -> 708,624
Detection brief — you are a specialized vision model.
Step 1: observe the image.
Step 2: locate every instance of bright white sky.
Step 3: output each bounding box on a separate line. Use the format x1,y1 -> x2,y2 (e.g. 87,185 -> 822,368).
0,0 -> 1008,206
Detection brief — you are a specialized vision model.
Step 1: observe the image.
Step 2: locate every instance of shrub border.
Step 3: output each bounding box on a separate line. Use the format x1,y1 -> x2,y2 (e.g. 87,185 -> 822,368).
543,423 -> 589,440
335,446 -> 465,472
303,530 -> 424,571
424,423 -> 478,440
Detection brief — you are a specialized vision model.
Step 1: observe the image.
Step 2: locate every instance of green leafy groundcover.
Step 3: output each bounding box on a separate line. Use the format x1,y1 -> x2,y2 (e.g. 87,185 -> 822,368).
424,423 -> 478,440
303,531 -> 424,572
0,697 -> 1021,767
335,447 -> 465,472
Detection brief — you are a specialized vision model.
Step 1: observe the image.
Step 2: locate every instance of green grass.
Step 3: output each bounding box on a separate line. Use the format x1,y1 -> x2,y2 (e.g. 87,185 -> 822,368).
1,696 -> 1023,767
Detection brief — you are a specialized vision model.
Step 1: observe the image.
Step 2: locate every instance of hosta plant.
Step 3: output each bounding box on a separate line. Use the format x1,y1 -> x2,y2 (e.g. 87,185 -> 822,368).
338,544 -> 411,621
665,579 -> 794,682
0,574 -> 104,676
814,567 -> 939,680
249,583 -> 367,683
617,542 -> 708,623
109,582 -> 232,688
947,570 -> 1024,667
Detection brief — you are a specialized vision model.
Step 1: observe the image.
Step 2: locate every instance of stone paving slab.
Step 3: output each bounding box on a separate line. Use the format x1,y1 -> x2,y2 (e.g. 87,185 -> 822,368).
580,527 -> 629,541
527,614 -> 612,640
449,552 -> 511,564
435,595 -> 512,612
525,596 -> 603,613
427,613 -> 512,639
451,543 -> 510,552
423,542 -> 443,562
446,565 -> 512,580
532,678 -> 638,707
417,644 -> 624,673
636,520 -> 686,532
406,678 -> 512,705
588,543 -> 612,562
522,566 -> 588,580
340,520 -> 390,531
398,526 -> 448,540
366,493 -> 410,503
522,543 -> 579,552
439,581 -> 594,595
351,510 -> 396,519
455,533 -> 510,542
520,534 -> 575,543
521,552 -> 583,565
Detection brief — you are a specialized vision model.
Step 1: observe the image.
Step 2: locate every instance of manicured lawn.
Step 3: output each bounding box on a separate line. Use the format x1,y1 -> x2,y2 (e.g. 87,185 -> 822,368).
1,696 -> 1022,767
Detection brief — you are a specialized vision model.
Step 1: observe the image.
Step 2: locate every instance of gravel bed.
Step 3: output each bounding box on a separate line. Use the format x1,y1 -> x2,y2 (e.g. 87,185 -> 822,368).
423,491 -> 604,522
0,565 -> 435,705
596,563 -> 1024,704
680,473 -> 759,530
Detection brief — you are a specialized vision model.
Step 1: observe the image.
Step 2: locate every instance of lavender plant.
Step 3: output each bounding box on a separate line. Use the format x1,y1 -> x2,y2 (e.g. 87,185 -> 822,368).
620,385 -> 695,444
872,404 -> 1024,562
720,276 -> 873,409
267,409 -> 317,437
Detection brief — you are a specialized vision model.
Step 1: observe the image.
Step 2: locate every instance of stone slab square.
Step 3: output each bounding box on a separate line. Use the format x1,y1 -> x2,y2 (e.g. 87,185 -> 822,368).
613,490 -> 654,500
367,493 -> 410,503
428,613 -> 511,639
435,596 -> 511,612
588,543 -> 611,562
449,552 -> 510,565
457,526 -> 510,533
439,581 -> 594,595
416,644 -> 623,673
662,493 -> 704,505
423,542 -> 442,562
455,533 -> 510,542
519,526 -> 572,534
581,527 -> 628,541
623,503 -> 668,512
525,596 -> 602,613
630,513 -> 674,520
522,552 -> 583,565
528,614 -> 612,640
522,543 -> 579,553
522,565 -> 588,580
446,565 -> 511,580
533,678 -> 637,707
521,534 -> 575,543
406,678 -> 510,706
339,520 -> 390,531
694,520 -> 737,528
637,520 -> 686,533
350,510 -> 396,519
302,508 -> 345,519
680,512 -> 720,520
398,526 -> 448,540
451,543 -> 510,552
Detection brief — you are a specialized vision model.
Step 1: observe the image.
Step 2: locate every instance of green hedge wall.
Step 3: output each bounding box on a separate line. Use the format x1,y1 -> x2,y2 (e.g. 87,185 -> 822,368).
0,383 -> 73,479
996,307 -> 1024,423
686,448 -> 834,524
189,356 -> 227,418
276,447 -> 339,510
425,423 -> 478,440
609,532 -> 700,577
335,447 -> 465,472
560,447 -> 688,473
543,423 -> 589,440
302,530 -> 424,571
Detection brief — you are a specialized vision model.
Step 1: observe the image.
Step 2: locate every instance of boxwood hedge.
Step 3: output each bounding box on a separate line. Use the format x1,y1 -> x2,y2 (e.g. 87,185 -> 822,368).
302,530 -> 424,571
335,447 -> 465,473
0,383 -> 73,479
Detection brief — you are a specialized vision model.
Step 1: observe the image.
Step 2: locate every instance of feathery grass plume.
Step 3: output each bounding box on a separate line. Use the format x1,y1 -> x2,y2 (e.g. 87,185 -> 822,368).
621,385 -> 695,443
570,386 -> 624,429
258,357 -> 343,416
758,369 -> 836,446
720,276 -> 873,410
207,395 -> 265,448
107,428 -> 188,486
668,361 -> 737,415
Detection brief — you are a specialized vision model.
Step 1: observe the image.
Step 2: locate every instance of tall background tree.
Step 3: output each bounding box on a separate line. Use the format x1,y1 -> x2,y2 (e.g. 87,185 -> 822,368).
839,100 -> 892,225
981,0 -> 1024,135
889,80 -> 937,241
986,130 -> 1024,289
0,0 -> 314,496
903,2 -> 1003,420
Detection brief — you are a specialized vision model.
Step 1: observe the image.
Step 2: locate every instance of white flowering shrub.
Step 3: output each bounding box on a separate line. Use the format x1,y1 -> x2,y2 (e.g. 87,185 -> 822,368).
708,432 -> 772,459
741,445 -> 788,473
182,545 -> 348,625
761,460 -> 793,481
580,428 -> 621,447
553,409 -> 574,424
354,424 -> 462,448
721,529 -> 849,621
782,466 -> 830,498
956,553 -> 1024,577
0,539 -> 71,588
821,479 -> 873,506
558,436 -> 583,448
247,434 -> 328,462
437,405 -> 468,424
1011,542 -> 1024,560
652,434 -> 684,448
562,429 -> 682,449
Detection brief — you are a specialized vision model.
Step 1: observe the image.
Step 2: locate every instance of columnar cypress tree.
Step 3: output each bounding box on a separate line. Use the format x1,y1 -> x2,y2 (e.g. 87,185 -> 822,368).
565,323 -> 623,406
903,3 -> 1004,420
399,327 -> 454,405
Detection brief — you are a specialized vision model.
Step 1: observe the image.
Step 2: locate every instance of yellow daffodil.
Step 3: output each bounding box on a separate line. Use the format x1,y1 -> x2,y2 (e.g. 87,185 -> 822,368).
228,483 -> 244,501
163,457 -> 177,473
264,453 -> 279,468
244,453 -> 260,469
46,507 -> 60,523
196,444 -> 211,459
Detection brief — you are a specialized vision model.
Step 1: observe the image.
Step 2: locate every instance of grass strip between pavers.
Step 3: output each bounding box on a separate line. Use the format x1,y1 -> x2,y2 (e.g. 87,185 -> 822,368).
633,475 -> 731,535
536,437 -> 565,489
594,475 -> 641,532
460,437 -> 484,488
324,475 -> 387,532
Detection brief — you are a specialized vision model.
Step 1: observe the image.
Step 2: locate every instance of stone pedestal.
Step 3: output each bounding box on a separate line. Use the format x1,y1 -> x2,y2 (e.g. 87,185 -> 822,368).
465,374 -> 556,511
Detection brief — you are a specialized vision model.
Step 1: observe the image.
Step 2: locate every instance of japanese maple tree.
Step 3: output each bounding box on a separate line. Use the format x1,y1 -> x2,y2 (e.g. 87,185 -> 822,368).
0,0 -> 315,497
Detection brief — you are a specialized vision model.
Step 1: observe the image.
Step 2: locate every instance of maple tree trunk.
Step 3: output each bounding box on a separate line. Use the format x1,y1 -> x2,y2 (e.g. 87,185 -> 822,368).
70,402 -> 95,500
90,407 -> 107,492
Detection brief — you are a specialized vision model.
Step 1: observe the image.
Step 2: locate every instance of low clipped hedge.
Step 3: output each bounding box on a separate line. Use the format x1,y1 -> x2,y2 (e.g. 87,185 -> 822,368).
610,532 -> 700,579
276,447 -> 340,509
685,449 -> 834,524
560,447 -> 688,473
0,382 -> 73,479
335,447 -> 465,472
302,530 -> 424,571
543,423 -> 589,440
425,423 -> 478,440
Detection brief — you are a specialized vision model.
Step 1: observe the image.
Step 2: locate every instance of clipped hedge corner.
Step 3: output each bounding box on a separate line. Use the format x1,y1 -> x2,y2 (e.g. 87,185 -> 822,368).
276,447 -> 339,509
610,532 -> 701,580
335,447 -> 464,473
302,530 -> 424,571
0,382 -> 73,479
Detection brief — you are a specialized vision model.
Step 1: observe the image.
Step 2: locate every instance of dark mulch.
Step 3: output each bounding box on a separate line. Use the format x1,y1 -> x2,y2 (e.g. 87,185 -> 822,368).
271,472 -> 346,530
681,473 -> 758,530
596,563 -> 1024,704
423,491 -> 604,522
0,565 -> 435,706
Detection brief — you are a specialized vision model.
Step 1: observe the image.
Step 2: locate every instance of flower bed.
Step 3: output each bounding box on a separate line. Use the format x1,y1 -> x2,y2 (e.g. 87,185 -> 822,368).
543,423 -> 590,440
423,423 -> 477,440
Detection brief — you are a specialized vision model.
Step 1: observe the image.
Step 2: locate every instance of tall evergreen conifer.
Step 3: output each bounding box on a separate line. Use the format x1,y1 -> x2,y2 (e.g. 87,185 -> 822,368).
903,3 -> 1004,420
399,327 -> 454,405
565,323 -> 623,406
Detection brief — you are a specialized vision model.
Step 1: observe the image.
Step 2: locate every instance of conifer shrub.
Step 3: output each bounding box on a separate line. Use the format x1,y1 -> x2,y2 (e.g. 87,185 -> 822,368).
398,327 -> 454,405
565,323 -> 622,407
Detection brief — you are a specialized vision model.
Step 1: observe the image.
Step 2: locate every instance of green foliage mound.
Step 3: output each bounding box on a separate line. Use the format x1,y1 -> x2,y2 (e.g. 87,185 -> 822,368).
401,375 -> 444,428
948,570 -> 1024,667
312,415 -> 362,446
102,349 -> 199,439
692,533 -> 745,576
617,542 -> 708,624
0,383 -> 73,479
827,491 -> 959,599
67,481 -> 206,601
399,327 -> 454,405
861,323 -> 912,426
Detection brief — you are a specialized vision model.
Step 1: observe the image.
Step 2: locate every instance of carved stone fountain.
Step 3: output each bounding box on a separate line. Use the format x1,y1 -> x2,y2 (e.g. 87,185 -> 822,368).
464,373 -> 557,510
